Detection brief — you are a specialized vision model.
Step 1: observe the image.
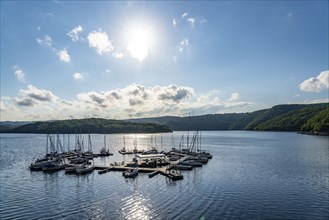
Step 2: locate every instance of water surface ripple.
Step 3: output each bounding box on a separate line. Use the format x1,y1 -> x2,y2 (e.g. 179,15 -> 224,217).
0,132 -> 328,219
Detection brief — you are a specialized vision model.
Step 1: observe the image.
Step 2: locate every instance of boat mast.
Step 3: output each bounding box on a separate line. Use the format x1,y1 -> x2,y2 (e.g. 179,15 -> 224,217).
67,134 -> 70,152
46,134 -> 49,155
88,134 -> 92,152
104,135 -> 106,150
123,135 -> 126,151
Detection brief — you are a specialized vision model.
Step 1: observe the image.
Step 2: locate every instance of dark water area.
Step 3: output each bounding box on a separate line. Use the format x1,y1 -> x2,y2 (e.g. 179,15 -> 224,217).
0,131 -> 328,219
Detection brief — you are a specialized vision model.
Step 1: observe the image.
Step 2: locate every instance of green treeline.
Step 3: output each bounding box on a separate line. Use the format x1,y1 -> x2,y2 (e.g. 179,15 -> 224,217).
0,118 -> 172,134
1,103 -> 328,135
130,103 -> 329,134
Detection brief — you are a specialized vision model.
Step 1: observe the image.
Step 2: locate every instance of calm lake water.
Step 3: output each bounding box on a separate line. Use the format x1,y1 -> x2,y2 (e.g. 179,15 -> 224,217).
0,131 -> 328,220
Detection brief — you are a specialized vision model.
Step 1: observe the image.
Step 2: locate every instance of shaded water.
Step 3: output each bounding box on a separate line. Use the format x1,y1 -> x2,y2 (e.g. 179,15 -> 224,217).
0,131 -> 328,219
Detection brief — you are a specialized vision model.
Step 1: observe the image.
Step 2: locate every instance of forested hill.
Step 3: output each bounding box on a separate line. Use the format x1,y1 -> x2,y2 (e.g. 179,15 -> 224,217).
1,103 -> 328,134
129,103 -> 329,134
0,118 -> 172,134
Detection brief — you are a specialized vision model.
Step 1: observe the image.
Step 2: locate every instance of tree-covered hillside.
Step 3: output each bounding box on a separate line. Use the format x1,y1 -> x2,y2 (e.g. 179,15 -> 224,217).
0,118 -> 172,134
254,105 -> 328,131
129,103 -> 329,134
1,103 -> 328,135
301,108 -> 329,133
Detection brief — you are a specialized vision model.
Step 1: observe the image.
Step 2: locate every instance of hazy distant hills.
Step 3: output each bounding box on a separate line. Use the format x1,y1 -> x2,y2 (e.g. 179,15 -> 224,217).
1,103 -> 328,135
129,103 -> 329,134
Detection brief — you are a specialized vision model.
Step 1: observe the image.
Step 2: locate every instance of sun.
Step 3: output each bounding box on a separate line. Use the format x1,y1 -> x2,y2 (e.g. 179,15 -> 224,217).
126,24 -> 154,62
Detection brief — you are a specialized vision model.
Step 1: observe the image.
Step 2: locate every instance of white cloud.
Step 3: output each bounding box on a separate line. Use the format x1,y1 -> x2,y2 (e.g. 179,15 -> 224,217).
73,72 -> 84,80
301,98 -> 329,104
112,52 -> 123,58
105,69 -> 111,73
2,84 -> 253,121
199,17 -> 207,24
288,98 -> 329,105
173,19 -> 177,28
57,49 -> 71,63
223,101 -> 252,109
36,35 -> 52,47
178,38 -> 189,52
13,65 -> 25,82
187,17 -> 195,28
87,30 -> 114,55
299,70 -> 329,92
182,13 -> 188,19
229,93 -> 240,101
67,25 -> 83,42
14,85 -> 59,107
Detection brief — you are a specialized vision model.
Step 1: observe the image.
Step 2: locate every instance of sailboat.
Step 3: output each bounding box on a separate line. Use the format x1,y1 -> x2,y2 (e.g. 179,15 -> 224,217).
118,135 -> 127,154
99,135 -> 113,156
82,134 -> 94,159
76,160 -> 94,174
30,134 -> 58,171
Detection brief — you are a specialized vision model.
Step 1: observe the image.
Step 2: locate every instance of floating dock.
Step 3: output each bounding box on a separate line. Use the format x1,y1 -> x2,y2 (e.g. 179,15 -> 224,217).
96,165 -> 183,181
95,154 -> 194,181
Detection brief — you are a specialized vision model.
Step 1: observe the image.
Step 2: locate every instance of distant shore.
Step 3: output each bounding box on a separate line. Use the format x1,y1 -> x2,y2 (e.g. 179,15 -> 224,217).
298,131 -> 329,136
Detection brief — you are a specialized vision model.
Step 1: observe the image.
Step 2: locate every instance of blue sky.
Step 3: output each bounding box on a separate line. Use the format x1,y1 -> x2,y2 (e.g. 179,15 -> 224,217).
1,1 -> 328,121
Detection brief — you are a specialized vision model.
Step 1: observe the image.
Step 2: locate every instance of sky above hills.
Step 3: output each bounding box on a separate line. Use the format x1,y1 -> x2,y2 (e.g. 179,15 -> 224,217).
1,1 -> 328,121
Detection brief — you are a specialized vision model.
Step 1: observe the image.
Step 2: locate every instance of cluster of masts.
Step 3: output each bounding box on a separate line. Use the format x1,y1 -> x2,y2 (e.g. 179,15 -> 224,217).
29,131 -> 213,181
29,133 -> 112,173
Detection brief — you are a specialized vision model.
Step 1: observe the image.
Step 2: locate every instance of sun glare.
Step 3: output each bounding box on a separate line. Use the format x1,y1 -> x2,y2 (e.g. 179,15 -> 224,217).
126,24 -> 154,62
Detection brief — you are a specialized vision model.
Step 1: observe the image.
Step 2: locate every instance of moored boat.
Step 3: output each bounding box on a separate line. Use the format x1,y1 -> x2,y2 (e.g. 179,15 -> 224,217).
123,167 -> 138,178
76,162 -> 94,174
99,135 -> 113,156
179,160 -> 203,167
30,160 -> 56,171
174,164 -> 193,170
42,162 -> 65,172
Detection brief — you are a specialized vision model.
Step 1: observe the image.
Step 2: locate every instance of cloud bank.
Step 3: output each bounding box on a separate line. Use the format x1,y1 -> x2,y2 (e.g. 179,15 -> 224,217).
1,84 -> 252,121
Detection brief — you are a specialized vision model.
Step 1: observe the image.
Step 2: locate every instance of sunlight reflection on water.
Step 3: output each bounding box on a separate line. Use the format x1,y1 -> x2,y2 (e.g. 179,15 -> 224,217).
121,179 -> 154,220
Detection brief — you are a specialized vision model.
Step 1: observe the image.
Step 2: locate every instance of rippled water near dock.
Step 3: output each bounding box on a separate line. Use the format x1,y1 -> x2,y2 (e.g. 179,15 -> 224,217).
0,131 -> 328,219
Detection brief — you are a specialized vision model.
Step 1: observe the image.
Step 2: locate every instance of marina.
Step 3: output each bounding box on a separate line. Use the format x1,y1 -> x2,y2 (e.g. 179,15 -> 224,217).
28,131 -> 212,181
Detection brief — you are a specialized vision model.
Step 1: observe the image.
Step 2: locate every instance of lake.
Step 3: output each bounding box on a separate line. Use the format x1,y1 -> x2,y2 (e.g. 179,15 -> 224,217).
0,131 -> 328,219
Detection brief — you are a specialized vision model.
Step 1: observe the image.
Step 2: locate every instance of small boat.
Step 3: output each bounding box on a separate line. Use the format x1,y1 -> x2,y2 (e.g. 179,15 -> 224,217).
188,156 -> 208,164
42,162 -> 65,172
169,155 -> 180,161
118,136 -> 143,155
76,162 -> 94,174
118,136 -> 129,154
179,160 -> 203,167
83,134 -> 94,159
69,156 -> 89,164
123,167 -> 138,178
167,169 -> 184,181
65,164 -> 80,174
30,160 -> 56,171
174,164 -> 193,170
99,135 -> 113,156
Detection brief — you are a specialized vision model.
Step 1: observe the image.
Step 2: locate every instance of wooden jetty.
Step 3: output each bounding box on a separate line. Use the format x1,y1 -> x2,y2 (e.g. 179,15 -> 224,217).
96,164 -> 184,181
95,153 -> 190,181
